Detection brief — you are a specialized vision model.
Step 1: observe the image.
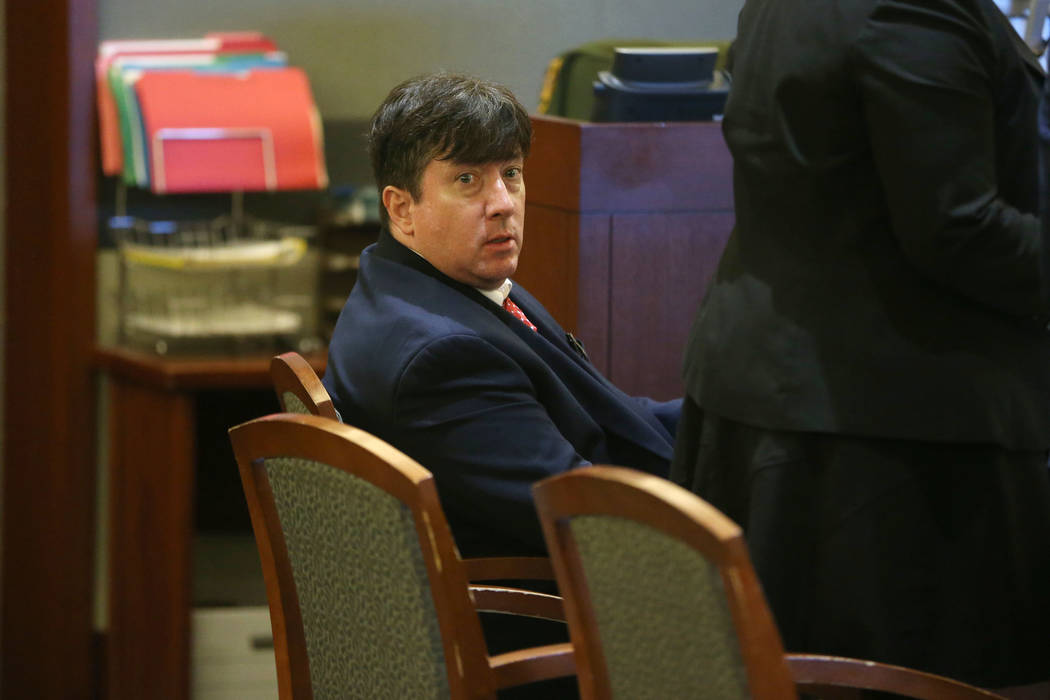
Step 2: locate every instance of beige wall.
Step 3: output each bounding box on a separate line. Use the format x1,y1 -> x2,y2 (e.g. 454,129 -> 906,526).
99,0 -> 744,120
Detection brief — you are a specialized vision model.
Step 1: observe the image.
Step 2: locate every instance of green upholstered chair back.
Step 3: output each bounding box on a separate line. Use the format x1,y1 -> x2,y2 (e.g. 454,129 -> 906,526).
568,513 -> 750,699
229,414 -> 499,700
262,454 -> 449,699
280,391 -> 310,416
533,466 -> 797,700
536,468 -> 1012,700
537,38 -> 733,120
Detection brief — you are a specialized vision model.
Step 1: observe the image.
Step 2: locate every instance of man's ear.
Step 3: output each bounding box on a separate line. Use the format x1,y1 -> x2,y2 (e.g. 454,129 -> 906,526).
383,185 -> 414,237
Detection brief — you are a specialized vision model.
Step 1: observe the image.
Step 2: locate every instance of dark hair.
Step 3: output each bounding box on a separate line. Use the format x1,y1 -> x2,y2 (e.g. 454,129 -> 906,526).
368,73 -> 532,224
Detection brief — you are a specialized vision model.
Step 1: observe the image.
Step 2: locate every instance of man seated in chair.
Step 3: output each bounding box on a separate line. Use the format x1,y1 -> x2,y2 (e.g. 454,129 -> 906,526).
323,72 -> 680,560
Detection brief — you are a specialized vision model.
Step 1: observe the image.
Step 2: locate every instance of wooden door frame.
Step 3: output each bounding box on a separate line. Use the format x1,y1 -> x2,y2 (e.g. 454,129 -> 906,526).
2,0 -> 100,697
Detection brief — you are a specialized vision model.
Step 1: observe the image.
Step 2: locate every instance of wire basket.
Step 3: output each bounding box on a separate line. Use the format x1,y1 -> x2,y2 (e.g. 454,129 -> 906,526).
111,214 -> 321,355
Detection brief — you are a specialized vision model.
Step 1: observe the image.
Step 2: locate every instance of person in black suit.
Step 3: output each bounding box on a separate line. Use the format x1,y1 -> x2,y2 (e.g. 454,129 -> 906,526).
672,0 -> 1050,691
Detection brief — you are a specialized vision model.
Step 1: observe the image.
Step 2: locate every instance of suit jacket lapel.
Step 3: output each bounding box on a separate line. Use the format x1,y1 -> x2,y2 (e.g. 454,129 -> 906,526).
508,290 -> 675,461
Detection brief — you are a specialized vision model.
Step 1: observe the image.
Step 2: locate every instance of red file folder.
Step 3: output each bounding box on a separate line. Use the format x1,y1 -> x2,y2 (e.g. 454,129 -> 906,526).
134,67 -> 327,193
96,32 -> 278,175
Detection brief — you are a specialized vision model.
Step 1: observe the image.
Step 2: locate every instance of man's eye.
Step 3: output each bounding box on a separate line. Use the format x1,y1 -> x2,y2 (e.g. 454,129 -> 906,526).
504,167 -> 522,179
457,173 -> 475,184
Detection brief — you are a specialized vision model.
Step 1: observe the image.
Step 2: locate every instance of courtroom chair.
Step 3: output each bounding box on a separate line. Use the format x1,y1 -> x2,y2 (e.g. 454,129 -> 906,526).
532,465 -> 1005,700
268,351 -> 558,594
229,413 -> 574,699
270,351 -> 340,420
537,38 -> 732,120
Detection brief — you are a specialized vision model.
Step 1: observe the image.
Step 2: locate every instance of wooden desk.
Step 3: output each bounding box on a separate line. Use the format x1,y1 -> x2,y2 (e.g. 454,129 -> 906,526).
519,115 -> 734,400
95,346 -> 327,700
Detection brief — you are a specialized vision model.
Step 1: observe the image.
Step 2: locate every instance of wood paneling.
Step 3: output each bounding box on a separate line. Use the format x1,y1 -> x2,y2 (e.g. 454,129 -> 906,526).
517,205 -> 583,335
521,115 -> 735,400
106,379 -> 195,700
609,212 -> 735,400
1,1 -> 100,697
526,115 -> 733,213
518,206 -> 612,375
96,348 -> 327,700
575,215 -> 612,376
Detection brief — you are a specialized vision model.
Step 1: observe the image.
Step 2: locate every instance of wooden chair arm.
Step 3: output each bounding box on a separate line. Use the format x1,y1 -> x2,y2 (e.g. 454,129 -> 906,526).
786,654 -> 1006,700
489,642 -> 575,690
462,556 -> 555,581
469,585 -> 565,621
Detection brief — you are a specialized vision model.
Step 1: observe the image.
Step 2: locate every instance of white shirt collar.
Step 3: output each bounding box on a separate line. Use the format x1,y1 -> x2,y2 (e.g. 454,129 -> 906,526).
477,278 -> 513,306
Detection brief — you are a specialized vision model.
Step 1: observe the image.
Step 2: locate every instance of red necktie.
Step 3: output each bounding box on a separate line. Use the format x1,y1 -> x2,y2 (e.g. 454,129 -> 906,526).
503,297 -> 537,331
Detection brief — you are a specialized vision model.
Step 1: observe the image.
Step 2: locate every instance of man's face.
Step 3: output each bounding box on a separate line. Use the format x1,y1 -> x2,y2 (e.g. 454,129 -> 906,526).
395,155 -> 525,290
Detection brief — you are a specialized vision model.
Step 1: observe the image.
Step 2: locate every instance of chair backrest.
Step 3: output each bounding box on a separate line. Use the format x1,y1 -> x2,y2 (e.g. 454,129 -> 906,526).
229,413 -> 501,699
532,466 -> 796,700
270,352 -> 340,421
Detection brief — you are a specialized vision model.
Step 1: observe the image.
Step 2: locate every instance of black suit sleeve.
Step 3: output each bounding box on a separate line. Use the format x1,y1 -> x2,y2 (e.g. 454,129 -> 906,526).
853,0 -> 1044,316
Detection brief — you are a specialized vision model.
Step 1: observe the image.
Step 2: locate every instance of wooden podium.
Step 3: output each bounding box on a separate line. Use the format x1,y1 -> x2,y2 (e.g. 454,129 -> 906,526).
518,114 -> 735,400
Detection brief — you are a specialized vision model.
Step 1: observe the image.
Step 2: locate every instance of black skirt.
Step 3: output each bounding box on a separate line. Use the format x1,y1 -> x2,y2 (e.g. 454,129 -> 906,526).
671,398 -> 1050,689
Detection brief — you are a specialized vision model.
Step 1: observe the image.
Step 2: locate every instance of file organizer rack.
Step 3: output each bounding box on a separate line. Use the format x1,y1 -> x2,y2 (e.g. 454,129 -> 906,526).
98,32 -> 328,356
110,203 -> 322,356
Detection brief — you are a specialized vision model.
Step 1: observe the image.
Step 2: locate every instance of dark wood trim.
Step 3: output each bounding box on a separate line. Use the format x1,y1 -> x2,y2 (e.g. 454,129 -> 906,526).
105,378 -> 195,700
94,348 -> 327,700
520,115 -> 734,400
93,346 -> 328,391
2,0 -> 100,698
525,114 -> 733,213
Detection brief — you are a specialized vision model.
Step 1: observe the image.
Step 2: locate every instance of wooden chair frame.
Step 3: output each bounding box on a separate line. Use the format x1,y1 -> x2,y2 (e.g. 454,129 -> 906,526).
268,351 -> 562,618
230,413 -> 574,699
533,465 -> 1004,700
270,350 -> 564,620
269,351 -> 340,420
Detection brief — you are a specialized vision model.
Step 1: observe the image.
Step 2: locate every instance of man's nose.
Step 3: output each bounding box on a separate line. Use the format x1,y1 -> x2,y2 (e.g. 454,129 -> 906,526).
485,177 -> 515,217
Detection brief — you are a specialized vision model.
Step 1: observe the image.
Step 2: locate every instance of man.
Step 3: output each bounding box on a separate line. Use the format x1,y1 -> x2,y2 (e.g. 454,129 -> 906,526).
323,73 -> 680,561
672,0 -> 1050,692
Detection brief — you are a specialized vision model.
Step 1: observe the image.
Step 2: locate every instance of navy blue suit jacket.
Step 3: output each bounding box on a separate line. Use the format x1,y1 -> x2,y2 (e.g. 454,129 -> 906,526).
323,231 -> 680,556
